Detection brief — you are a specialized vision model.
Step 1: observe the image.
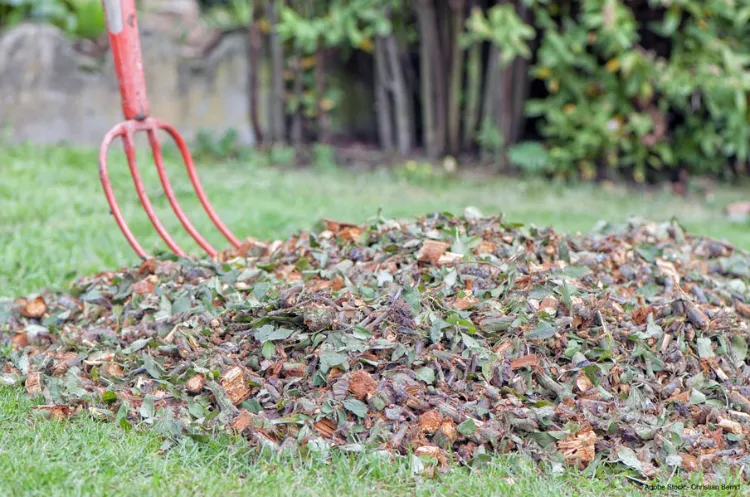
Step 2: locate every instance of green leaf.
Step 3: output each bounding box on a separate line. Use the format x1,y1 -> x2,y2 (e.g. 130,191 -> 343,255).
343,398 -> 368,418
261,341 -> 276,360
254,325 -> 293,343
116,402 -> 132,432
697,337 -> 714,359
171,294 -> 192,316
732,335 -> 747,363
457,418 -> 478,436
123,338 -> 150,354
187,398 -> 205,419
447,313 -> 476,333
617,446 -> 644,474
140,394 -> 155,419
689,388 -> 707,405
526,321 -> 555,340
101,391 -> 117,403
415,367 -> 435,385
141,353 -> 162,379
320,349 -> 349,373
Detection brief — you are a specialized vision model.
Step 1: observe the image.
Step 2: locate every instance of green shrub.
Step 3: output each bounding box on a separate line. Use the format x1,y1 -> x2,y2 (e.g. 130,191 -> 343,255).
311,143 -> 339,172
523,0 -> 750,182
507,141 -> 550,175
0,0 -> 105,40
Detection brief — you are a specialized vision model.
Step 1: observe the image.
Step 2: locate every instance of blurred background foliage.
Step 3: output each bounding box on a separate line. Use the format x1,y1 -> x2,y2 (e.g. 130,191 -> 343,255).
3,0 -> 750,187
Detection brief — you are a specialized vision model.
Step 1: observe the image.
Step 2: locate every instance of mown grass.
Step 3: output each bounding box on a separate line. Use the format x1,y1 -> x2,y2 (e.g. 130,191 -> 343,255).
1,143 -> 749,496
3,143 -> 750,297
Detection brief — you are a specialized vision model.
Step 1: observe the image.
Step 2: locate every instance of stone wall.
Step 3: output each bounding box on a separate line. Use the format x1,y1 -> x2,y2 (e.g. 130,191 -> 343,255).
0,22 -> 261,147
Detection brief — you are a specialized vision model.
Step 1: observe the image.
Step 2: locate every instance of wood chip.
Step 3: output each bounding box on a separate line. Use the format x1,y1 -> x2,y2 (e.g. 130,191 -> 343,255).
539,296 -> 558,313
575,373 -> 594,393
231,409 -> 255,433
735,300 -> 750,318
132,278 -> 156,295
418,410 -> 443,433
220,366 -> 252,405
339,226 -> 362,242
682,453 -> 699,471
20,296 -> 46,318
348,370 -> 377,400
33,405 -> 73,420
105,363 -> 124,378
11,333 -> 29,348
417,240 -> 449,264
557,428 -> 597,469
314,418 -> 337,438
186,374 -> 205,394
439,420 -> 457,442
437,252 -> 464,265
510,354 -> 540,370
25,371 -> 41,395
475,241 -> 497,255
718,418 -> 743,435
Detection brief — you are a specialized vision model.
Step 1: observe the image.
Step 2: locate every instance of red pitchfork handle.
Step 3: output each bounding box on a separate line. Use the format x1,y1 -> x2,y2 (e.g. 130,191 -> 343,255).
98,0 -> 242,259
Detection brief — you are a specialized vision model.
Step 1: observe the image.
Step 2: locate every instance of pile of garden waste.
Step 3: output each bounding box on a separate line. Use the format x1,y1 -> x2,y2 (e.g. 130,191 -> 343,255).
4,210 -> 750,480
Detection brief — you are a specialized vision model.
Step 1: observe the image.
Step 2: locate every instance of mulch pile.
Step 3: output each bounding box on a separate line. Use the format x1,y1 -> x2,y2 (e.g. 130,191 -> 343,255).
3,210 -> 750,480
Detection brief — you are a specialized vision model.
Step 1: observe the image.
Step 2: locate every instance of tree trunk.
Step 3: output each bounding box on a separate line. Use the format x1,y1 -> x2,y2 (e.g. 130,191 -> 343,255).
315,48 -> 330,143
268,0 -> 286,143
499,63 -> 512,137
480,44 -> 500,162
291,52 -> 303,149
510,55 -> 529,144
247,2 -> 263,147
447,0 -> 465,155
385,34 -> 412,155
374,36 -> 394,152
429,0 -> 447,158
510,3 -> 531,144
416,0 -> 437,159
462,38 -> 481,149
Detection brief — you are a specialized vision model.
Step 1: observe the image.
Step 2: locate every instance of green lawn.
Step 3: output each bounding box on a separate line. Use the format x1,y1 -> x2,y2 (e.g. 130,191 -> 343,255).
1,144 -> 749,496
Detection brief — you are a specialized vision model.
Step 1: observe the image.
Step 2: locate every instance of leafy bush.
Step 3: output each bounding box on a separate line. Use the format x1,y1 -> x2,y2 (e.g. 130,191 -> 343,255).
192,129 -> 252,162
523,0 -> 750,182
507,141 -> 550,175
5,0 -> 750,184
0,0 -> 106,40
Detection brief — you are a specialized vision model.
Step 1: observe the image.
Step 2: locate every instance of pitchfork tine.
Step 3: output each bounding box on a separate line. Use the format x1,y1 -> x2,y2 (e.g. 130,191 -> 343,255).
99,124 -> 149,259
98,0 -> 241,258
122,127 -> 188,257
147,128 -> 218,257
158,121 -> 243,249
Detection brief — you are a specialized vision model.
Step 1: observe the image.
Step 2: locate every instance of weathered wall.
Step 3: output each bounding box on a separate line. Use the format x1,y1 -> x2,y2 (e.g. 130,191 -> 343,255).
0,22 -> 262,147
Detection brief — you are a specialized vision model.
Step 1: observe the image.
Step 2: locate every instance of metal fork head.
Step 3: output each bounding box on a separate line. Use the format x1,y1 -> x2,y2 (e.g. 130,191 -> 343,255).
98,116 -> 242,259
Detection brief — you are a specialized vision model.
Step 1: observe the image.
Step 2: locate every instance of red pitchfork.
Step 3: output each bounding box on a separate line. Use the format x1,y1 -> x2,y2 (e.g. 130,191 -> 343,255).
98,0 -> 242,259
